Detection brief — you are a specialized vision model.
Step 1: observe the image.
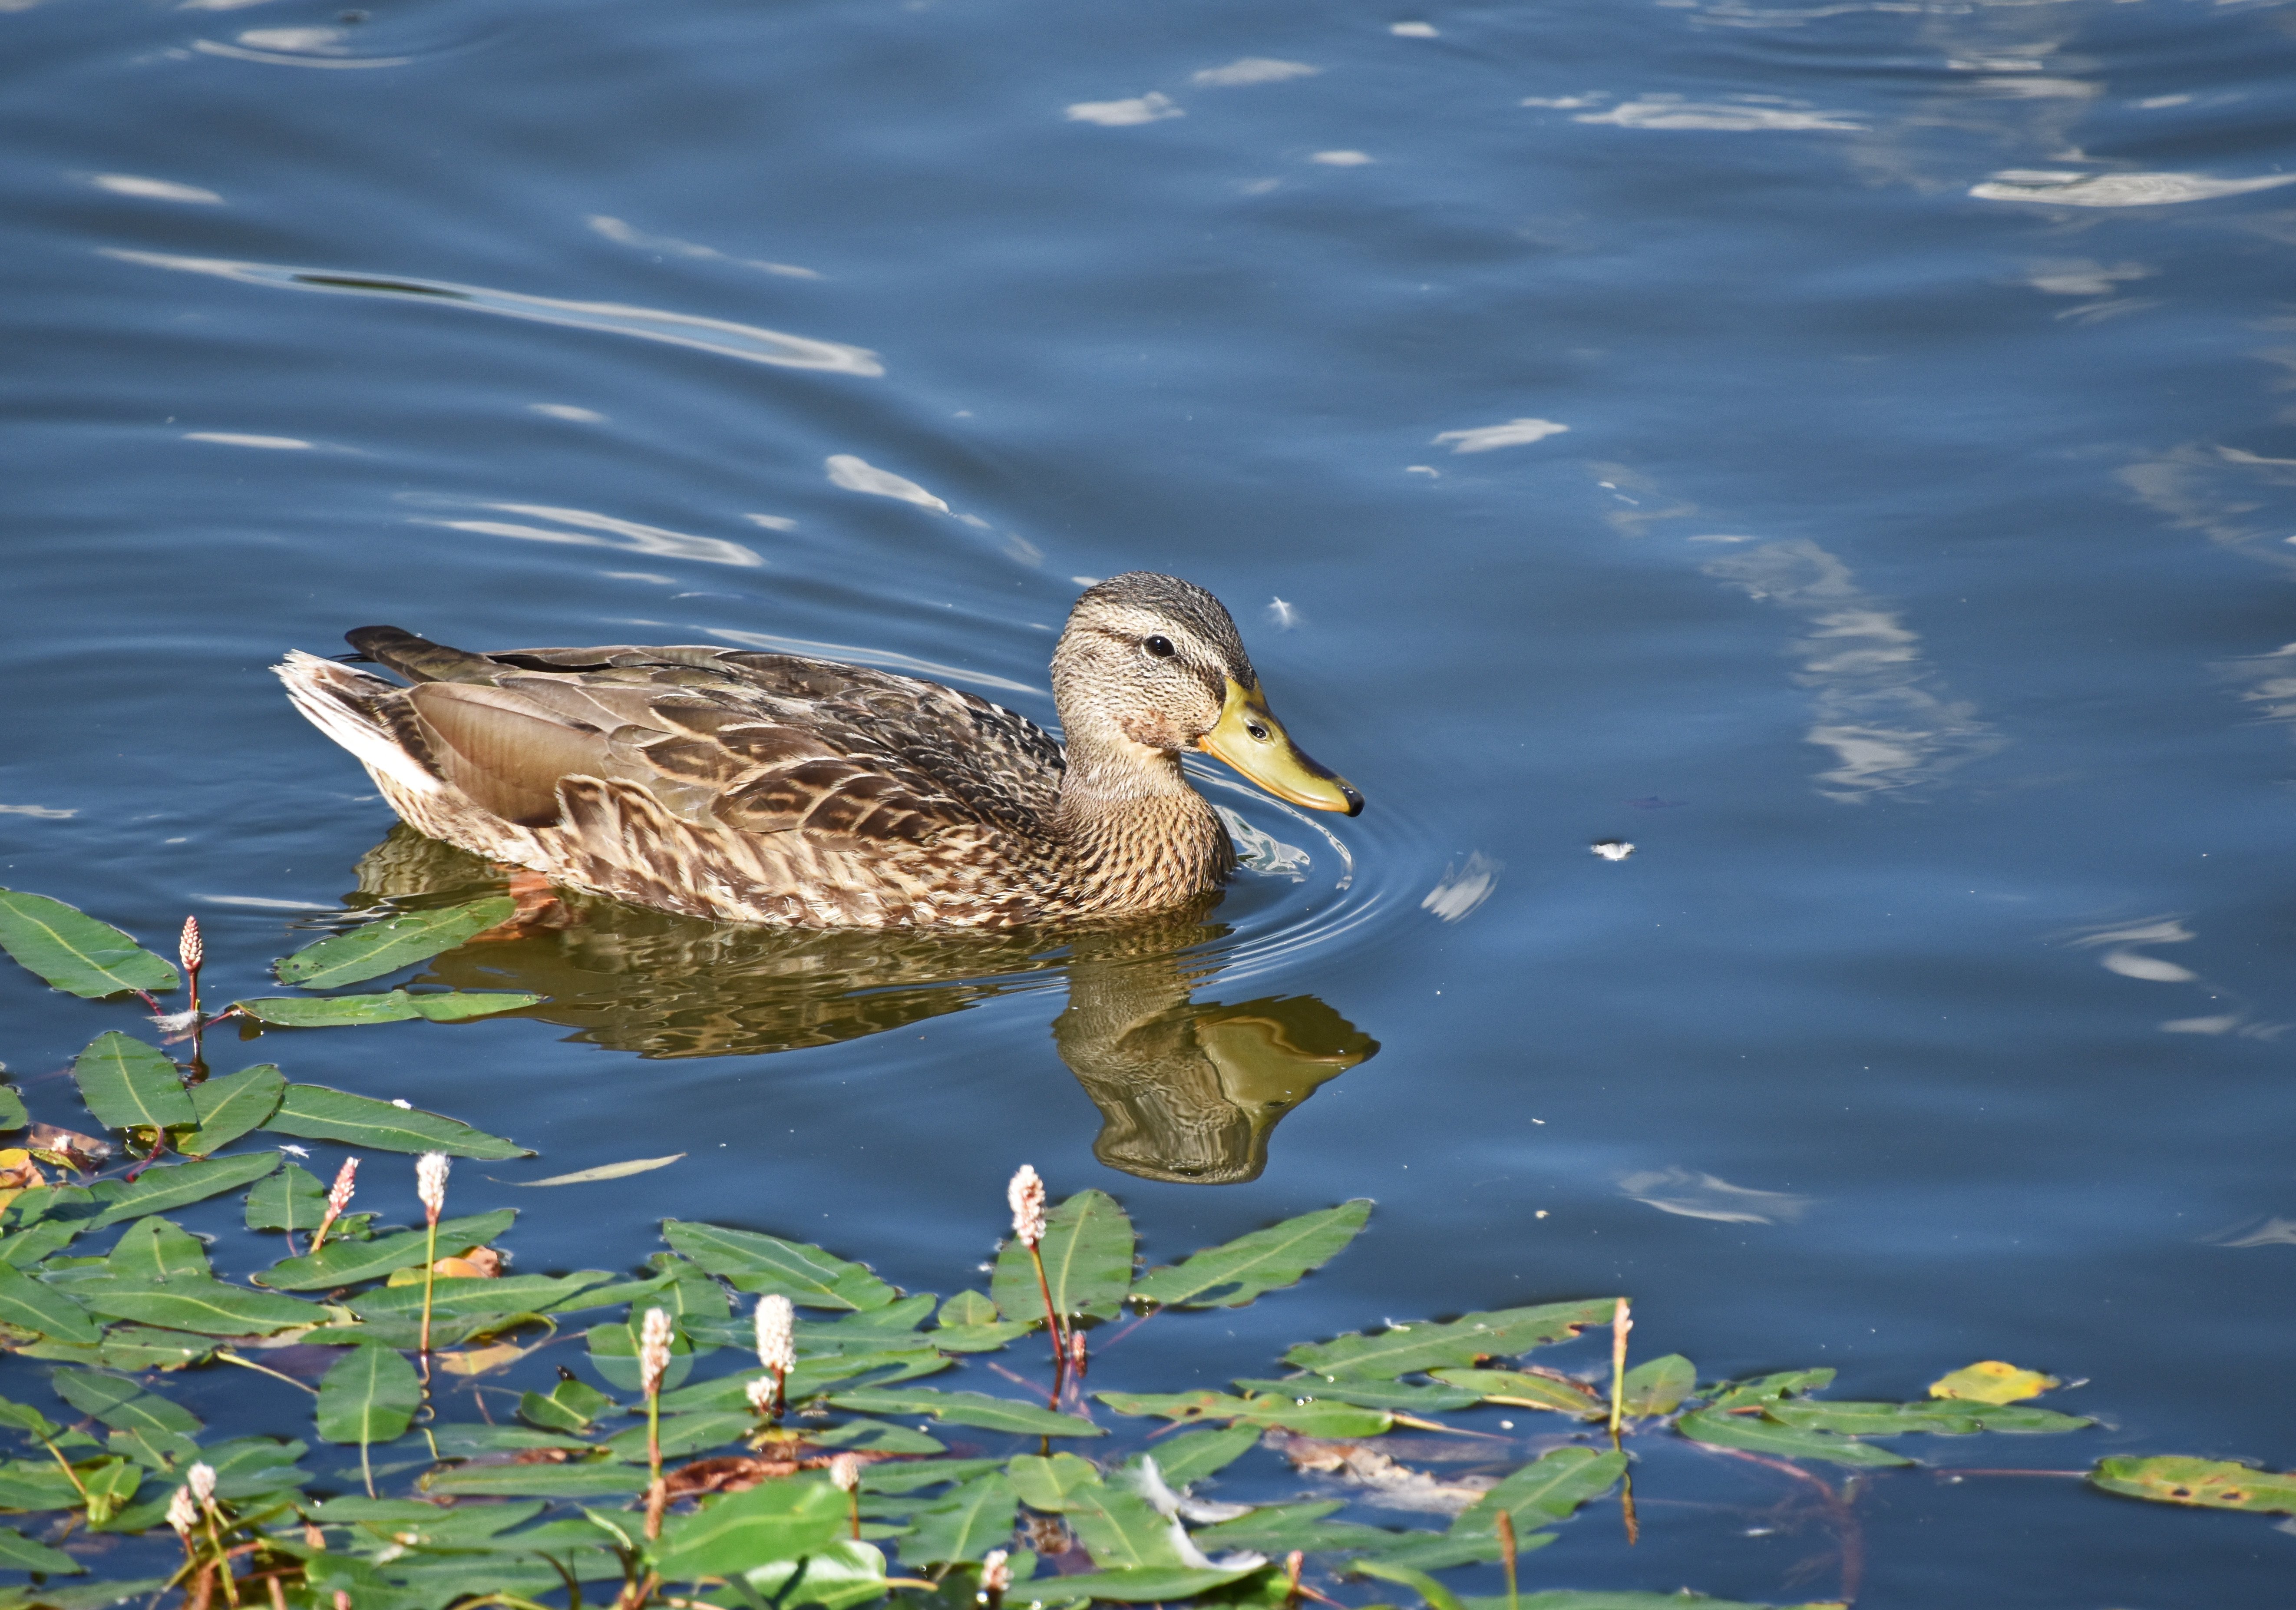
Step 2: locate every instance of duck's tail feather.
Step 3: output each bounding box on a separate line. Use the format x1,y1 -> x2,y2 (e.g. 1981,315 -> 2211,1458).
344,625 -> 508,685
273,649 -> 444,798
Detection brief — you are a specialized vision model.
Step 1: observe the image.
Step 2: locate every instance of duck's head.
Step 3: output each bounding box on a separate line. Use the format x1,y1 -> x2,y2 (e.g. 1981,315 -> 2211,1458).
1051,572 -> 1362,816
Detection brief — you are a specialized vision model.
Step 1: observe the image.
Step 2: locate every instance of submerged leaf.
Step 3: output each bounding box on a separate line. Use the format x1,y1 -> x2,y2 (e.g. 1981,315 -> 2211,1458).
991,1188 -> 1134,1324
71,1033 -> 194,1132
1929,1360 -> 2058,1405
1132,1200 -> 1371,1309
516,1154 -> 685,1187
2089,1455 -> 2296,1514
263,1084 -> 531,1157
0,891 -> 178,999
274,896 -> 515,987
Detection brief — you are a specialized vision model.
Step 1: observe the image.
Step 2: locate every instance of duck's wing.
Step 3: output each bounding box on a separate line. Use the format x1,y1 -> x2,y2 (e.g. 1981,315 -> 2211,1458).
339,629 -> 1063,847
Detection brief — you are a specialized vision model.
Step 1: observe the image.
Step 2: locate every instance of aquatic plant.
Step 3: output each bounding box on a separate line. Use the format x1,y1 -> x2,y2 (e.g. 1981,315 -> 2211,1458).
0,883 -> 2280,1610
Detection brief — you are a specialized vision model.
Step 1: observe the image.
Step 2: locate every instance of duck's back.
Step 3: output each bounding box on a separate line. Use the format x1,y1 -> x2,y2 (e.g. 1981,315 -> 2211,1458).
278,630 -> 1072,926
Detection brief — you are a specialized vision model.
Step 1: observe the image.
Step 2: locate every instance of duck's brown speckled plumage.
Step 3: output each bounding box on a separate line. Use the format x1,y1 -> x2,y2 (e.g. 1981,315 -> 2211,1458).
275,573 -> 1355,928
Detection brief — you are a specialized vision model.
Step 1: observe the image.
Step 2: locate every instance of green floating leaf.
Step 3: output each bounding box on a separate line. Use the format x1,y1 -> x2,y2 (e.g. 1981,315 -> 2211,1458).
245,1165 -> 327,1235
1463,1596 -> 1825,1610
1765,1400 -> 2091,1437
828,1388 -> 1105,1438
87,1151 -> 279,1230
109,1218 -> 211,1283
0,1523 -> 84,1573
898,1472 -> 1018,1567
1428,1369 -> 1602,1418
98,1328 -> 213,1373
0,1089 -> 26,1133
1145,1424 -> 1262,1488
517,1377 -> 615,1434
663,1220 -> 895,1310
859,1458 -> 1007,1496
260,1210 -> 518,1290
1236,1376 -> 1478,1413
1619,1354 -> 1697,1418
1284,1299 -> 1621,1380
317,1343 -> 422,1447
603,1411 -> 757,1463
274,896 -> 516,988
589,1317 -> 697,1393
2089,1455 -> 2296,1514
262,1084 -> 530,1158
1042,1566 -> 1266,1602
991,1189 -> 1133,1325
1007,1451 -> 1103,1512
1132,1200 -> 1371,1310
426,1461 -> 646,1498
71,1034 -> 194,1132
181,1065 -> 287,1156
51,1370 -> 201,1439
1455,1447 -> 1627,1534
1676,1407 -> 1912,1468
1353,1557 -> 1468,1610
233,990 -> 541,1027
0,1457 -> 88,1512
1064,1481 -> 1187,1570
814,1420 -> 946,1455
1094,1390 -> 1391,1438
1705,1370 -> 1834,1412
0,1265 -> 99,1344
650,1474 -> 848,1580
739,1537 -> 894,1610
352,1272 -> 610,1319
0,891 -> 178,1000
79,1277 -> 317,1336
1188,1501 -> 1401,1555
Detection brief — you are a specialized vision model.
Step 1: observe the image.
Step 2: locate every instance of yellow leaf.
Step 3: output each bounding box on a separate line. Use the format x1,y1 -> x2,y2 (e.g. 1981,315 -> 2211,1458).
1929,1359 -> 2057,1405
436,1341 -> 530,1376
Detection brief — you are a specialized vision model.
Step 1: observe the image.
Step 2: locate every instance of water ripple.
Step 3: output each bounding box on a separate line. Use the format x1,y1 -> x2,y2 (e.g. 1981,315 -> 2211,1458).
101,249 -> 884,375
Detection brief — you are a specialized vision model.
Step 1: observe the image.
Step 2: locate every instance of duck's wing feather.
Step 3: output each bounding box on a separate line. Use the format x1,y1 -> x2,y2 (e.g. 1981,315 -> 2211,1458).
344,630 -> 1064,849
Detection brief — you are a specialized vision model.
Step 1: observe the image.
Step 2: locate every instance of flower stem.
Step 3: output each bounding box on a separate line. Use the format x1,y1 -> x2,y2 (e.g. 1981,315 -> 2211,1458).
418,1215 -> 440,1384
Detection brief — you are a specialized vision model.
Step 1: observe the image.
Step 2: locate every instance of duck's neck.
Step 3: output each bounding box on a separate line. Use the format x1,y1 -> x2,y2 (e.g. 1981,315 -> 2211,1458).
1051,731 -> 1235,912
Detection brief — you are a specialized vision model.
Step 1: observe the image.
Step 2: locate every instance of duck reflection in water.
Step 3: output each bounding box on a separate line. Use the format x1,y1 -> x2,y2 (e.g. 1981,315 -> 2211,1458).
353,827 -> 1376,1184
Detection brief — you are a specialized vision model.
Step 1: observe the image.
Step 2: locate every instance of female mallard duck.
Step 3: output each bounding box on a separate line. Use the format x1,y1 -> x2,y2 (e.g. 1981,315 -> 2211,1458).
275,572 -> 1360,928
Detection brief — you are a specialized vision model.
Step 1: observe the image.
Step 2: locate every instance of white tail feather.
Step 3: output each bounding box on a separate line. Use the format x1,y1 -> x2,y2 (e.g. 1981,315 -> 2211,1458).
272,651 -> 442,797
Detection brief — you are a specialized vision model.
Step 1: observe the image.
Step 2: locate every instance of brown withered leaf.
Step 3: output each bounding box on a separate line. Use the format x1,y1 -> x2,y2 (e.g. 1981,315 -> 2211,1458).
27,1124 -> 111,1170
507,1448 -> 573,1465
663,1455 -> 799,1501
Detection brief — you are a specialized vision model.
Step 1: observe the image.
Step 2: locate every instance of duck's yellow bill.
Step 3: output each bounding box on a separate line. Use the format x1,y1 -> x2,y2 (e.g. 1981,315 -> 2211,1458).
1198,679 -> 1363,817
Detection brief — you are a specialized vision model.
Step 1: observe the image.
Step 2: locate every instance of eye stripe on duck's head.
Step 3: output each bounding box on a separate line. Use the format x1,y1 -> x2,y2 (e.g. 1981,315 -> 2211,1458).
1069,571 -> 1258,690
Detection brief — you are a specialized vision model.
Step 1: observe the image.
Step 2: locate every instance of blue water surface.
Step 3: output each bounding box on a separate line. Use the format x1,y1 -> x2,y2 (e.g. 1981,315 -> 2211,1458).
6,0 -> 2296,1600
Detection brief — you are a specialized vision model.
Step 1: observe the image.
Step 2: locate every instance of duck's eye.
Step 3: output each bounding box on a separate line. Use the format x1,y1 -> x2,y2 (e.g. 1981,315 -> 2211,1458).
1246,723 -> 1271,741
1143,635 -> 1176,658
